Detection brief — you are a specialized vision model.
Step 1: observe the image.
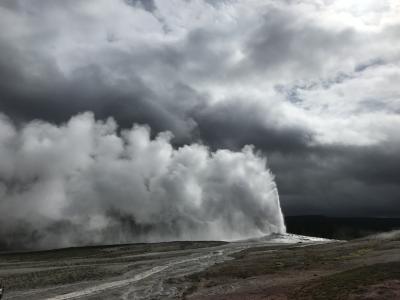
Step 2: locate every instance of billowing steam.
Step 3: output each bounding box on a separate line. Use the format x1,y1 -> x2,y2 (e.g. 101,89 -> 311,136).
0,112 -> 285,250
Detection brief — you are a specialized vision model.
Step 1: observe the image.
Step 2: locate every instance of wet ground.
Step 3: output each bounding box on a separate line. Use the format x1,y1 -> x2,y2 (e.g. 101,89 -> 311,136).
1,232 -> 399,299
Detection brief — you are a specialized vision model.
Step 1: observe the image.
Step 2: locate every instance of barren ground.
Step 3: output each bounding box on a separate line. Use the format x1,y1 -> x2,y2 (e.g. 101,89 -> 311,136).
1,233 -> 400,299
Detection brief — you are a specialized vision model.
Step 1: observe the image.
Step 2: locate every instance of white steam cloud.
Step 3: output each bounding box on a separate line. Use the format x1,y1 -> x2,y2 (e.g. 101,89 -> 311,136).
0,112 -> 285,250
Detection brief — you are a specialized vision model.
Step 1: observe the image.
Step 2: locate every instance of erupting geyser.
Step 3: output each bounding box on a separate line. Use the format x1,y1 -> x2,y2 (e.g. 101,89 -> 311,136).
0,112 -> 285,250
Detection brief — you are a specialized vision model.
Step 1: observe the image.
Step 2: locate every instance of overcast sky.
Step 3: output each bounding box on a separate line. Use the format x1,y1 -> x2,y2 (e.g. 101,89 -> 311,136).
1,0 -> 400,219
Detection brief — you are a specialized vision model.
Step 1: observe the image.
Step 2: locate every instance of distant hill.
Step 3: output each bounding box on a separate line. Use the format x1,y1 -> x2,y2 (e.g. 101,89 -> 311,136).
284,215 -> 400,240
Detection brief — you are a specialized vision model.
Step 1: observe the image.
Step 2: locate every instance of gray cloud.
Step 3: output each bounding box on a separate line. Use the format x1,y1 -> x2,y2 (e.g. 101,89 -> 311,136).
242,8 -> 356,77
125,0 -> 156,12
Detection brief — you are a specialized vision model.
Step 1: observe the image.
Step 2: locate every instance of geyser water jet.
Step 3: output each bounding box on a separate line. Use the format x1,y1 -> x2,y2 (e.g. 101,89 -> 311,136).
0,112 -> 286,250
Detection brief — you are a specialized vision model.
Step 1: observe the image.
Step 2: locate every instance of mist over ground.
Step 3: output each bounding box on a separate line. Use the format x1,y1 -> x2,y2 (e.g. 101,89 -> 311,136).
0,113 -> 285,250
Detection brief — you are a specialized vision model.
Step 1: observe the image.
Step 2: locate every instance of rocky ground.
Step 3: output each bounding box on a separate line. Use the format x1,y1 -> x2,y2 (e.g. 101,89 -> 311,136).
187,232 -> 400,299
0,232 -> 399,299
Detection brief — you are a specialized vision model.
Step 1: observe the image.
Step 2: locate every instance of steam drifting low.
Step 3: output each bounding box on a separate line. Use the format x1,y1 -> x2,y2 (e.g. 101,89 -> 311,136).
0,112 -> 285,250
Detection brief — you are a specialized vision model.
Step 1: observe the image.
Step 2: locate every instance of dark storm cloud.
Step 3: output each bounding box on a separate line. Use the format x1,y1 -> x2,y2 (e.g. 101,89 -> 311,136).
342,143 -> 400,186
271,143 -> 400,217
0,0 -> 234,140
0,37 -> 202,140
194,99 -> 313,153
0,2 -> 333,129
125,0 -> 156,12
354,58 -> 385,73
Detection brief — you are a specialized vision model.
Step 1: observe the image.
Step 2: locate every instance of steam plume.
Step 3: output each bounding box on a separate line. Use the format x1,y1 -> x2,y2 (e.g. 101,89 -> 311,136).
0,112 -> 285,250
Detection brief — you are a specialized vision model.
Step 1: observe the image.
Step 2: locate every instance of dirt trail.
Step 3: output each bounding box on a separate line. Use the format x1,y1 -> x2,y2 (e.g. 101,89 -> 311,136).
45,265 -> 169,300
44,247 -> 235,299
